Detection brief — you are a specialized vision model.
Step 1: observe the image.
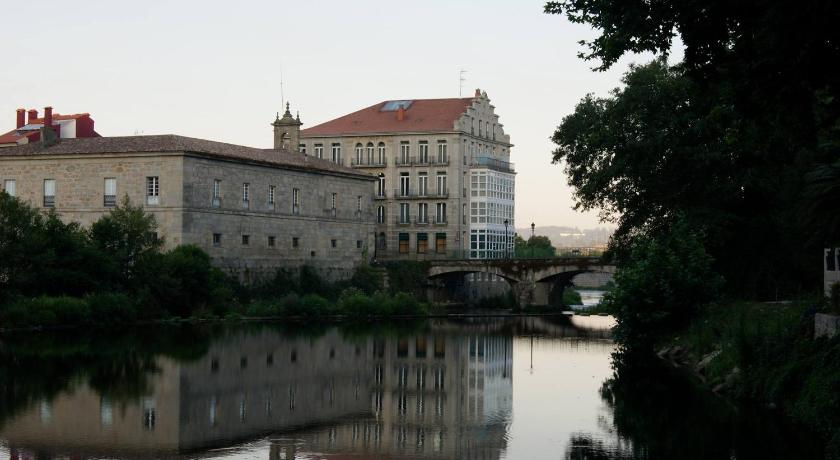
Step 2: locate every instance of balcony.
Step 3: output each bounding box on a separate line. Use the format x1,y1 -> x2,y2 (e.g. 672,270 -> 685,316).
432,156 -> 449,166
374,192 -> 388,200
395,155 -> 413,167
351,158 -> 387,168
471,156 -> 514,173
393,189 -> 449,200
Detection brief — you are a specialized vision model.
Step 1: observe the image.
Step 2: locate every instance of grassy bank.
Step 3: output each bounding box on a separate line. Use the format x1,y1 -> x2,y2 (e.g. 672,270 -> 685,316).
658,299 -> 840,454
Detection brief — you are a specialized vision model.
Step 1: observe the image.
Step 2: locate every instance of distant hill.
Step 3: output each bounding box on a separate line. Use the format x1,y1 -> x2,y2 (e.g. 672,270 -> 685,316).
515,225 -> 613,248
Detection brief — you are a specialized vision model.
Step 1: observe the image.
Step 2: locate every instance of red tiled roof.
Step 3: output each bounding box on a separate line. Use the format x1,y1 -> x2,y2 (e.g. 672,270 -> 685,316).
301,98 -> 475,137
0,130 -> 37,145
0,134 -> 375,180
0,112 -> 98,145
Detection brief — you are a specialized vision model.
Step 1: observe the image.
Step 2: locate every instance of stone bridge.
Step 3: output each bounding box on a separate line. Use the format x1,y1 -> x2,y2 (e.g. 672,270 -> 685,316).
426,258 -> 616,306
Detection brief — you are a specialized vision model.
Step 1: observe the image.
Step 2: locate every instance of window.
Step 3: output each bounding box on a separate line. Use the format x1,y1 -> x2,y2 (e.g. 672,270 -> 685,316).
377,205 -> 385,223
331,143 -> 341,163
269,185 -> 276,205
486,121 -> 490,138
418,172 -> 428,196
331,192 -> 337,217
292,237 -> 299,248
104,178 -> 117,207
213,233 -> 221,246
399,203 -> 410,224
299,143 -> 307,155
399,173 -> 410,197
436,203 -> 447,223
366,142 -> 375,164
268,236 -> 276,247
399,233 -> 410,254
242,183 -> 250,207
43,179 -> 56,208
377,175 -> 386,197
142,398 -> 156,431
242,234 -> 250,245
400,141 -> 410,164
292,188 -> 300,214
357,240 -> 363,249
357,195 -> 362,212
418,203 -> 428,224
437,141 -> 447,163
146,177 -> 159,205
418,141 -> 429,163
436,233 -> 447,253
417,233 -> 428,253
314,144 -> 324,159
436,173 -> 447,196
355,143 -> 363,165
377,142 -> 386,164
3,179 -> 15,197
212,179 -> 221,207
331,239 -> 337,248
492,123 -> 496,140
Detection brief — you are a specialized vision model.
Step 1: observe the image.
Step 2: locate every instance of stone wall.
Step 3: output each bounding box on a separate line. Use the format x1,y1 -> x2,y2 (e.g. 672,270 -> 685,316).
0,152 -> 186,244
815,313 -> 840,339
0,151 -> 376,282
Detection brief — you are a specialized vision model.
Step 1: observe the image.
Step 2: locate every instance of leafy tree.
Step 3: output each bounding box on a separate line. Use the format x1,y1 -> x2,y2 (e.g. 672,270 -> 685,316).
89,196 -> 162,287
514,233 -> 556,258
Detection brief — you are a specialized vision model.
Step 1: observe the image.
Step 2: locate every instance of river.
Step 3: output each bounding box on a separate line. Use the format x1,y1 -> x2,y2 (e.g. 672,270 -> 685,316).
0,317 -> 823,459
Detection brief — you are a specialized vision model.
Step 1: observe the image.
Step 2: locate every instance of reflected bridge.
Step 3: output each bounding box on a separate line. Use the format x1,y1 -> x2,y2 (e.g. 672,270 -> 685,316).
426,258 -> 616,306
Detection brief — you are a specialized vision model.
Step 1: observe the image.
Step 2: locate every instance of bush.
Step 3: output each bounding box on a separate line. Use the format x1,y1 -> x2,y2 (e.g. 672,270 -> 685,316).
301,294 -> 335,317
392,292 -> 426,315
337,288 -> 374,317
86,292 -> 138,325
350,266 -> 383,295
245,300 -> 279,317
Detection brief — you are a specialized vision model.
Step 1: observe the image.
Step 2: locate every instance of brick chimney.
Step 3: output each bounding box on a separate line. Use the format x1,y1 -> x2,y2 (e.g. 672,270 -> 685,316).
16,109 -> 25,129
27,109 -> 38,124
396,106 -> 405,121
40,106 -> 59,147
475,88 -> 481,97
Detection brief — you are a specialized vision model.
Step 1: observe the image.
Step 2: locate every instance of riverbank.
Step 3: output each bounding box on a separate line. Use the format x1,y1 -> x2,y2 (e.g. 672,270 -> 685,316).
653,299 -> 840,456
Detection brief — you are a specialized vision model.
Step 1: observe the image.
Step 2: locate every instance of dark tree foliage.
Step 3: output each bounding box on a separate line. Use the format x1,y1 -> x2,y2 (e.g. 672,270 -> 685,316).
545,0 -> 840,297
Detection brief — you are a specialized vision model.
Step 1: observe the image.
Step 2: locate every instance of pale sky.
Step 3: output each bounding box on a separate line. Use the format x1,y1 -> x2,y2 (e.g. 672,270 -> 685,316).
0,0 -> 678,228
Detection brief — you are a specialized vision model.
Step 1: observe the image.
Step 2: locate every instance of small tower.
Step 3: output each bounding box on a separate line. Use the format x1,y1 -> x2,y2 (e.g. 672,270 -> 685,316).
272,102 -> 303,150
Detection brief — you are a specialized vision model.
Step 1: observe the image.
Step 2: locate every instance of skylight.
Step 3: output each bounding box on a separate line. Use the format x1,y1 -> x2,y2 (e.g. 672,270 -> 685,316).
380,100 -> 413,112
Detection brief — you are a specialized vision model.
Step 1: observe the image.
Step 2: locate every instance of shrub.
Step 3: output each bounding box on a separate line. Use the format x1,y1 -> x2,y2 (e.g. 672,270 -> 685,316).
337,287 -> 374,317
301,294 -> 334,317
245,300 -> 279,317
350,266 -> 383,295
86,292 -> 138,325
392,292 -> 426,315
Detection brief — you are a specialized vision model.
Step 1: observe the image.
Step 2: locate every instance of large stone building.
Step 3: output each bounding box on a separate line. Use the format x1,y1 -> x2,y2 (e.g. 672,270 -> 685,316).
0,107 -> 376,280
300,89 -> 516,260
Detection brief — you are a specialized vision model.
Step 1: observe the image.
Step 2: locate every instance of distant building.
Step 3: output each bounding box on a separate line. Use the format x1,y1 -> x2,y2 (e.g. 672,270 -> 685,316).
0,105 -> 375,281
0,107 -> 100,148
300,89 -> 515,260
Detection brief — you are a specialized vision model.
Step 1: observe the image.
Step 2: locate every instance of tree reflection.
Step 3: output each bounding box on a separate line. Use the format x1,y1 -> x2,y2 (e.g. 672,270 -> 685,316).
565,350 -> 825,460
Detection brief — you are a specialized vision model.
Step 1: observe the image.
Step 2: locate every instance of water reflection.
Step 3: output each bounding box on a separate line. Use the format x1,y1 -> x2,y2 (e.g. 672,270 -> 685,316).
0,317 -> 821,460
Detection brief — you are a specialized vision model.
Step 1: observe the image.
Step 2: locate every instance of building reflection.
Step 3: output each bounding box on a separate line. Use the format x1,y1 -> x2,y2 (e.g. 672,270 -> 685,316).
1,323 -> 513,459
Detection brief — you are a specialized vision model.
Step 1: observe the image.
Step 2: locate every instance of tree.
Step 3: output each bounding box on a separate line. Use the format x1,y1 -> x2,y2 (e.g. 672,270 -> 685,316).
544,1 -> 840,297
89,196 -> 162,287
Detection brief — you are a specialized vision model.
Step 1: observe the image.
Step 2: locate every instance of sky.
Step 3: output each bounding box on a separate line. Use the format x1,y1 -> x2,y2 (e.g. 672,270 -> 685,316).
0,0 -> 679,229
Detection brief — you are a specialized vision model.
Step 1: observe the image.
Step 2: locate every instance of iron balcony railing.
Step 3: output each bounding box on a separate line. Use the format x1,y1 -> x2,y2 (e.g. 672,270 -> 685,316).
471,156 -> 515,173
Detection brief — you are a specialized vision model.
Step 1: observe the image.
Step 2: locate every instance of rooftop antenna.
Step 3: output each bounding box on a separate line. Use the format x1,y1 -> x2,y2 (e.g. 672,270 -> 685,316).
280,66 -> 285,110
459,69 -> 467,97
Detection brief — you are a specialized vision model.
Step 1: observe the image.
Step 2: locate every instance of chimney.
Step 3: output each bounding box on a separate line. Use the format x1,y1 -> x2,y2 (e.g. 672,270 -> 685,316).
396,106 -> 405,121
475,88 -> 481,97
27,109 -> 38,124
44,106 -> 53,128
16,109 -> 25,128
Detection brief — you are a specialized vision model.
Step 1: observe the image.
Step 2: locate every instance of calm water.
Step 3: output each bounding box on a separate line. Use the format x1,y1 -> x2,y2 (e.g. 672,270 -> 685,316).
0,317 -> 823,459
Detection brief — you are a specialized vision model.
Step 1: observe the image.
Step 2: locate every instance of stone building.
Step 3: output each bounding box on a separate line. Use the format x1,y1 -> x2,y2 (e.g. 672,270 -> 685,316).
0,117 -> 376,281
299,89 -> 516,260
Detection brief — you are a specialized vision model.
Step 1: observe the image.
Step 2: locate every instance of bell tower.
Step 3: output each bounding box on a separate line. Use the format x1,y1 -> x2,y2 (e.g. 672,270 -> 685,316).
272,102 -> 303,150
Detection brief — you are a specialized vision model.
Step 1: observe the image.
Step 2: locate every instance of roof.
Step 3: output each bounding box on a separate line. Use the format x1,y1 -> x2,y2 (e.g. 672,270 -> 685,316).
0,134 -> 376,180
301,97 -> 475,137
0,112 -> 99,145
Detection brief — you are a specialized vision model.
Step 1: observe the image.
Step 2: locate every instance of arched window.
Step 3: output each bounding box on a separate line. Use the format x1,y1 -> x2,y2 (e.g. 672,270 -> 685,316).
366,142 -> 375,164
355,143 -> 363,165
377,205 -> 385,223
377,142 -> 386,165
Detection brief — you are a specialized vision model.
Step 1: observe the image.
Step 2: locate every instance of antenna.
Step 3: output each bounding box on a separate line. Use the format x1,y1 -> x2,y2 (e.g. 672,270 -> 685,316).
459,69 -> 467,97
280,66 -> 285,110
